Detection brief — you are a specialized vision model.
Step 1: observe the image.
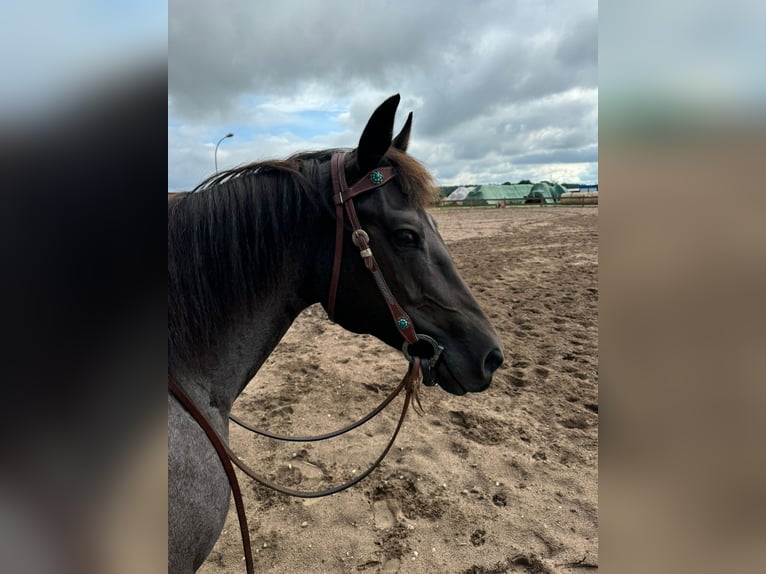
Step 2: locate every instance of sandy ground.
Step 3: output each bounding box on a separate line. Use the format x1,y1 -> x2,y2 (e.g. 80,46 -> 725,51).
199,207 -> 598,574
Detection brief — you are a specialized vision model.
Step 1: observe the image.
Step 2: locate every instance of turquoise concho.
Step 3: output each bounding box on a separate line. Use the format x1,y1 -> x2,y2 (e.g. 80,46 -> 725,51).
370,170 -> 384,185
397,317 -> 409,330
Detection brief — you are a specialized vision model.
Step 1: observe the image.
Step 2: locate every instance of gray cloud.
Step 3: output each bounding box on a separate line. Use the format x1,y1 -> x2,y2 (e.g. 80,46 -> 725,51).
556,12 -> 598,69
169,0 -> 597,187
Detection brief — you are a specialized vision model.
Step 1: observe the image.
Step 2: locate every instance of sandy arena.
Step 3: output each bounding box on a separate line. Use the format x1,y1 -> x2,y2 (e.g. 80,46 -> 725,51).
200,206 -> 598,574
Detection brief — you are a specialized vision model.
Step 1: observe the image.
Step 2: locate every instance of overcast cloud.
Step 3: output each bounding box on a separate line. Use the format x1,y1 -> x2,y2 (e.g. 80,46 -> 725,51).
169,0 -> 597,190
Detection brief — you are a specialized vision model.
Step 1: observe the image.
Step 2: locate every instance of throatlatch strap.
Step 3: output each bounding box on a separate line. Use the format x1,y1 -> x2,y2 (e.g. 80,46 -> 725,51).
327,156 -> 345,320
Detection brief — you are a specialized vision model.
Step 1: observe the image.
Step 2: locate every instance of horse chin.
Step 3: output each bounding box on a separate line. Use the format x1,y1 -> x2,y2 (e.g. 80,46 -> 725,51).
423,360 -> 487,396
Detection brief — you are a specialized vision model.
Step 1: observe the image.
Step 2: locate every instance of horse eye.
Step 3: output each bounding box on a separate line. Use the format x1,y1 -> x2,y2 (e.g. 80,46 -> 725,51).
395,229 -> 419,247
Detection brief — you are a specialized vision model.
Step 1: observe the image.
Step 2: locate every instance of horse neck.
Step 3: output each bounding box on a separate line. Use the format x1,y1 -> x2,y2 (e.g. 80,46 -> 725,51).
176,225 -> 325,416
192,292 -> 303,413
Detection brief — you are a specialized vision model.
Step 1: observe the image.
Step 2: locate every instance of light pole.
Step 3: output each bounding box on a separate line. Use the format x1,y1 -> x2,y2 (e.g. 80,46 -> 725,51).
214,132 -> 233,173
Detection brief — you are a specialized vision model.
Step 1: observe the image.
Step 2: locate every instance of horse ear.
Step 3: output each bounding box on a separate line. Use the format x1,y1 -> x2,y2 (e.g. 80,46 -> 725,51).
356,94 -> 400,173
392,112 -> 413,152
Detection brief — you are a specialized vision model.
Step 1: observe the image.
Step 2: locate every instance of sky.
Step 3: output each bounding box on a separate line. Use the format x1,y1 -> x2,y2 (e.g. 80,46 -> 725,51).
168,0 -> 598,191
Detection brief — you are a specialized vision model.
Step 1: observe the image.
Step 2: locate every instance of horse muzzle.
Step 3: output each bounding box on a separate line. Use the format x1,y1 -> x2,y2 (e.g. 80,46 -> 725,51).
415,341 -> 504,395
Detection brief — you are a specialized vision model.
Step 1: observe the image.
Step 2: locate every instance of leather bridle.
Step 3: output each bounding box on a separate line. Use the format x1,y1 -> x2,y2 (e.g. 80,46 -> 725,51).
326,151 -> 443,370
168,151 -> 443,573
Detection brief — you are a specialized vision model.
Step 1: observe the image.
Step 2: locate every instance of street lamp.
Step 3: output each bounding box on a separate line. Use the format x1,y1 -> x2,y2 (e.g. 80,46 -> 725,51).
214,132 -> 234,173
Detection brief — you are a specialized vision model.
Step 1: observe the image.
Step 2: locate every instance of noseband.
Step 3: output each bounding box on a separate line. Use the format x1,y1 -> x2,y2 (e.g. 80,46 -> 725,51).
168,152 -> 442,574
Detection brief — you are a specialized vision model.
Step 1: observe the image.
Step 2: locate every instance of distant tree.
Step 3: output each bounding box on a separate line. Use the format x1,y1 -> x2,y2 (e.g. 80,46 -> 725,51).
517,179 -> 532,185
502,181 -> 511,185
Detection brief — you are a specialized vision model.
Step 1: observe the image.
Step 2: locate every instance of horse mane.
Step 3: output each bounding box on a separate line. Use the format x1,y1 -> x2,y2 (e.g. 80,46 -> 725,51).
168,147 -> 438,374
383,147 -> 440,210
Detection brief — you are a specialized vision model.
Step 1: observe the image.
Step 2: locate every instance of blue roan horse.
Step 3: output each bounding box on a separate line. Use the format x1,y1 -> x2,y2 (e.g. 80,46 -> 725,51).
168,95 -> 504,573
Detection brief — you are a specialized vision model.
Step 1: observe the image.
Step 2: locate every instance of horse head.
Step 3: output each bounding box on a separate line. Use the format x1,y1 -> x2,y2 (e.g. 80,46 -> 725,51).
319,95 -> 504,395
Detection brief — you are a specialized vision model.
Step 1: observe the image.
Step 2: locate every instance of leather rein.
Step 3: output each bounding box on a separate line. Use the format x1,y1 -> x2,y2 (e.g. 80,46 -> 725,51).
168,152 -> 442,573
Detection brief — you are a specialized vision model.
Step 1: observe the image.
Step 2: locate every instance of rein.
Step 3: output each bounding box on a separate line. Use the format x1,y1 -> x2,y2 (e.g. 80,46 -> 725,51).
168,361 -> 420,574
168,152 -> 441,573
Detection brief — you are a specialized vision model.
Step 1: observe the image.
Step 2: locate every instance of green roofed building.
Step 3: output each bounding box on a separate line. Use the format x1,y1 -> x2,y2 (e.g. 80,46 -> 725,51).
441,182 -> 567,206
443,184 -> 532,206
526,182 -> 567,204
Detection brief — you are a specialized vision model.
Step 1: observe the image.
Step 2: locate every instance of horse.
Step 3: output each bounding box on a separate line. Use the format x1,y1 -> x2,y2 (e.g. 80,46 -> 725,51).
168,94 -> 504,573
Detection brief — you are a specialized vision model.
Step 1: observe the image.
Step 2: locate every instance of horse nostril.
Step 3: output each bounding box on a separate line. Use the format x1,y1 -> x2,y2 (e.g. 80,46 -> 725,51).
483,348 -> 504,379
